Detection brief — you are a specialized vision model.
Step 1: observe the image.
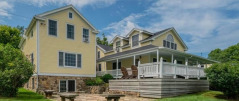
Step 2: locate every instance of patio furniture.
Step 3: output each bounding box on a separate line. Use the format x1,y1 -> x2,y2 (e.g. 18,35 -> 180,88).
129,65 -> 138,79
121,67 -> 130,79
101,94 -> 125,101
44,90 -> 54,98
58,93 -> 79,101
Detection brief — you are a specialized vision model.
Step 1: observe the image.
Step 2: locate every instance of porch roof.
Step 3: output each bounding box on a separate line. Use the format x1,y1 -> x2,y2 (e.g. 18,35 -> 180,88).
97,45 -> 218,64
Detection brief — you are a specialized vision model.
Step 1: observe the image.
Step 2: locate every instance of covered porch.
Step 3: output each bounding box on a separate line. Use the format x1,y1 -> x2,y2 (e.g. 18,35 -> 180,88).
97,45 -> 217,79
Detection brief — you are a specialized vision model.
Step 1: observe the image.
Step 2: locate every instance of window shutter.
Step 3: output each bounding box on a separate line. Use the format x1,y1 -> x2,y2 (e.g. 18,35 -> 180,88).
171,43 -> 174,49
175,44 -> 177,50
31,53 -> 34,65
77,54 -> 81,68
59,52 -> 64,66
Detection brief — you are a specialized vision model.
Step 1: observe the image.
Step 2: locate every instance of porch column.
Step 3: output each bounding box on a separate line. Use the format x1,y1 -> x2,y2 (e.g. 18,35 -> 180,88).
138,61 -> 141,79
198,64 -> 201,80
174,60 -> 177,79
157,50 -> 159,77
116,59 -> 119,79
159,57 -> 163,78
185,58 -> 188,79
171,54 -> 174,63
133,55 -> 136,65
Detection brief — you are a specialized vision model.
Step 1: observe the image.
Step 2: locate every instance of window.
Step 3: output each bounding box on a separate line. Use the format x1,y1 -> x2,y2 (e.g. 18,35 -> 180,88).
69,12 -> 73,19
135,59 -> 139,66
132,34 -> 139,47
60,80 -> 75,92
58,52 -> 81,68
153,58 -> 157,62
83,28 -> 89,42
31,53 -> 34,65
32,78 -> 34,89
116,41 -> 120,52
30,30 -> 33,38
163,34 -> 177,50
97,51 -> 100,59
48,20 -> 57,36
67,24 -> 74,39
98,64 -> 101,71
112,62 -> 121,70
177,61 -> 183,64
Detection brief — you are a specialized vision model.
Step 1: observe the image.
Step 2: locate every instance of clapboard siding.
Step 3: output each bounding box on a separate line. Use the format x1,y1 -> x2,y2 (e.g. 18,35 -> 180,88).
109,79 -> 209,98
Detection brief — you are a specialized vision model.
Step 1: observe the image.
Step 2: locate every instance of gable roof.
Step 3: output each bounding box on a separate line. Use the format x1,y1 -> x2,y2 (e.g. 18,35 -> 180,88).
97,44 -> 113,52
140,27 -> 188,50
126,28 -> 153,37
36,5 -> 98,33
109,35 -> 127,44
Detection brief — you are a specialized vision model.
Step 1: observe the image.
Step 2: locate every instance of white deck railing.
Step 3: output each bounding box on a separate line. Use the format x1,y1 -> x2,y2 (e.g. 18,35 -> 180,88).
97,58 -> 206,79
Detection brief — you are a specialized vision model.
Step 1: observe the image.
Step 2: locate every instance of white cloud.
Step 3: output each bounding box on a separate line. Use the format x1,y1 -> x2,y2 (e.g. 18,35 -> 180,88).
101,0 -> 239,56
22,0 -> 117,8
0,1 -> 13,17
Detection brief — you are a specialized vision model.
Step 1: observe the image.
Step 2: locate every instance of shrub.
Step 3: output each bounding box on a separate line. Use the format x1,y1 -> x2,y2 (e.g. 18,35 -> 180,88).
205,61 -> 239,99
0,44 -> 33,97
85,77 -> 104,86
101,74 -> 113,83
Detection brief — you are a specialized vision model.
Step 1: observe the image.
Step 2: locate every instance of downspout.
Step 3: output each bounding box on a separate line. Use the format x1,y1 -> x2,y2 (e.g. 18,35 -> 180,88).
36,20 -> 40,91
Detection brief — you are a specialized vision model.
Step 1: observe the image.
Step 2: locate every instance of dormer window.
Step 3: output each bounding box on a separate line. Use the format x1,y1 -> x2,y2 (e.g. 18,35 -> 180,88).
116,41 -> 120,52
69,12 -> 73,19
132,34 -> 139,47
163,34 -> 177,50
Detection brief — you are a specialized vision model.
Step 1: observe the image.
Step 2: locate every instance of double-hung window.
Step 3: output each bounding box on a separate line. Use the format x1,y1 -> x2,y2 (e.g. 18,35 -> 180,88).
67,24 -> 74,39
83,28 -> 89,42
97,51 -> 100,59
116,41 -> 120,52
163,34 -> 177,50
48,20 -> 57,36
69,12 -> 73,19
59,52 -> 81,68
132,34 -> 139,47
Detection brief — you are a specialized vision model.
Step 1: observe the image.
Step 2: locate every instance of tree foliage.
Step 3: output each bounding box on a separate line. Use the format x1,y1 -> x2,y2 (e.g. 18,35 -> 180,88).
97,33 -> 113,46
0,25 -> 21,48
0,44 -> 33,97
208,43 -> 239,62
205,61 -> 239,99
16,25 -> 25,36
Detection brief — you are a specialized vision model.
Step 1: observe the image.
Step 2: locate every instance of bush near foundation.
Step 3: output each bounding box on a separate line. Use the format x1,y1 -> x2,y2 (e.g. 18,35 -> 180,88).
205,61 -> 239,99
85,77 -> 104,86
101,74 -> 113,83
0,44 -> 33,97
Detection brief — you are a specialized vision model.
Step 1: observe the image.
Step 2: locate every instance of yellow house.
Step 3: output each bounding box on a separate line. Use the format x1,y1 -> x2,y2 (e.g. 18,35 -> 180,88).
96,28 -> 217,78
18,5 -> 98,92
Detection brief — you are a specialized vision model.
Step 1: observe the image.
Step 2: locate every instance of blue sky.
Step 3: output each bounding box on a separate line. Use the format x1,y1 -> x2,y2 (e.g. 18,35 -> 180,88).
1,0 -> 239,57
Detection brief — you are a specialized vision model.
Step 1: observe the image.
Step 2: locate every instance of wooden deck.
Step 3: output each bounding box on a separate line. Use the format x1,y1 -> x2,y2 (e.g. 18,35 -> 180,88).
109,79 -> 209,98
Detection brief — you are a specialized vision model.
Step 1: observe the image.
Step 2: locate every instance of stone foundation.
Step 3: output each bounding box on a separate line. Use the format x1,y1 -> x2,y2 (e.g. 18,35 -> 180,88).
86,86 -> 106,94
109,90 -> 140,97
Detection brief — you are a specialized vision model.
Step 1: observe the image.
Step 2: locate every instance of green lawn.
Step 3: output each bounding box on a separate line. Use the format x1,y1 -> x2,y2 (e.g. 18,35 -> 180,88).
156,91 -> 235,101
0,88 -> 51,101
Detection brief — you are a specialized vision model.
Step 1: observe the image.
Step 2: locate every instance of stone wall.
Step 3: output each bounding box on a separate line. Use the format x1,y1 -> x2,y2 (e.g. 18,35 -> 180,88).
24,76 -> 37,92
86,86 -> 106,94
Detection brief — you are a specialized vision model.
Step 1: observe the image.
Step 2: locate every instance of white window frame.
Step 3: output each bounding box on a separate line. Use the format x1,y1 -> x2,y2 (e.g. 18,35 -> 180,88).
163,34 -> 177,50
59,79 -> 76,92
66,24 -> 75,40
58,51 -> 82,68
68,11 -> 73,19
82,28 -> 90,43
132,34 -> 139,47
47,19 -> 58,37
97,51 -> 100,59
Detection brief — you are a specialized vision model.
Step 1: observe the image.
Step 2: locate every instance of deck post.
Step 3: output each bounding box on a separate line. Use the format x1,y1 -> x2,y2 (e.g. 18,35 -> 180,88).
198,64 -> 201,80
116,59 -> 119,79
157,50 -> 159,77
171,54 -> 174,63
138,61 -> 141,79
185,58 -> 188,79
174,60 -> 177,79
159,57 -> 163,78
133,55 -> 136,65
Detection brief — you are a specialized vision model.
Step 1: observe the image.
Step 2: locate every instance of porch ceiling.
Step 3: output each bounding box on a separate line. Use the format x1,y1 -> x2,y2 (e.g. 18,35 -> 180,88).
97,45 -> 218,64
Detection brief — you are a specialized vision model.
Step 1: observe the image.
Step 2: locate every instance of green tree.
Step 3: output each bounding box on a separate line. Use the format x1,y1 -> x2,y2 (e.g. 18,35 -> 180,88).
205,61 -> 239,99
208,43 -> 239,62
0,25 -> 21,48
97,33 -> 111,46
16,25 -> 24,36
0,44 -> 33,97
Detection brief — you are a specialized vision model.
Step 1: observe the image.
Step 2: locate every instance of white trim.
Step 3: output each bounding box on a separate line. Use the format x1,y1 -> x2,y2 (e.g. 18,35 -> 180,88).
66,23 -> 75,40
126,28 -> 153,37
39,73 -> 95,77
82,27 -> 90,43
47,19 -> 58,37
37,5 -> 98,33
96,45 -> 106,52
109,35 -> 125,44
36,20 -> 40,89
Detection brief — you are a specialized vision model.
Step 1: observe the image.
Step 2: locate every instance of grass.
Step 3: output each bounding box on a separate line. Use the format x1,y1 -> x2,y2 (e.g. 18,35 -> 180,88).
0,88 -> 51,101
156,91 -> 236,101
